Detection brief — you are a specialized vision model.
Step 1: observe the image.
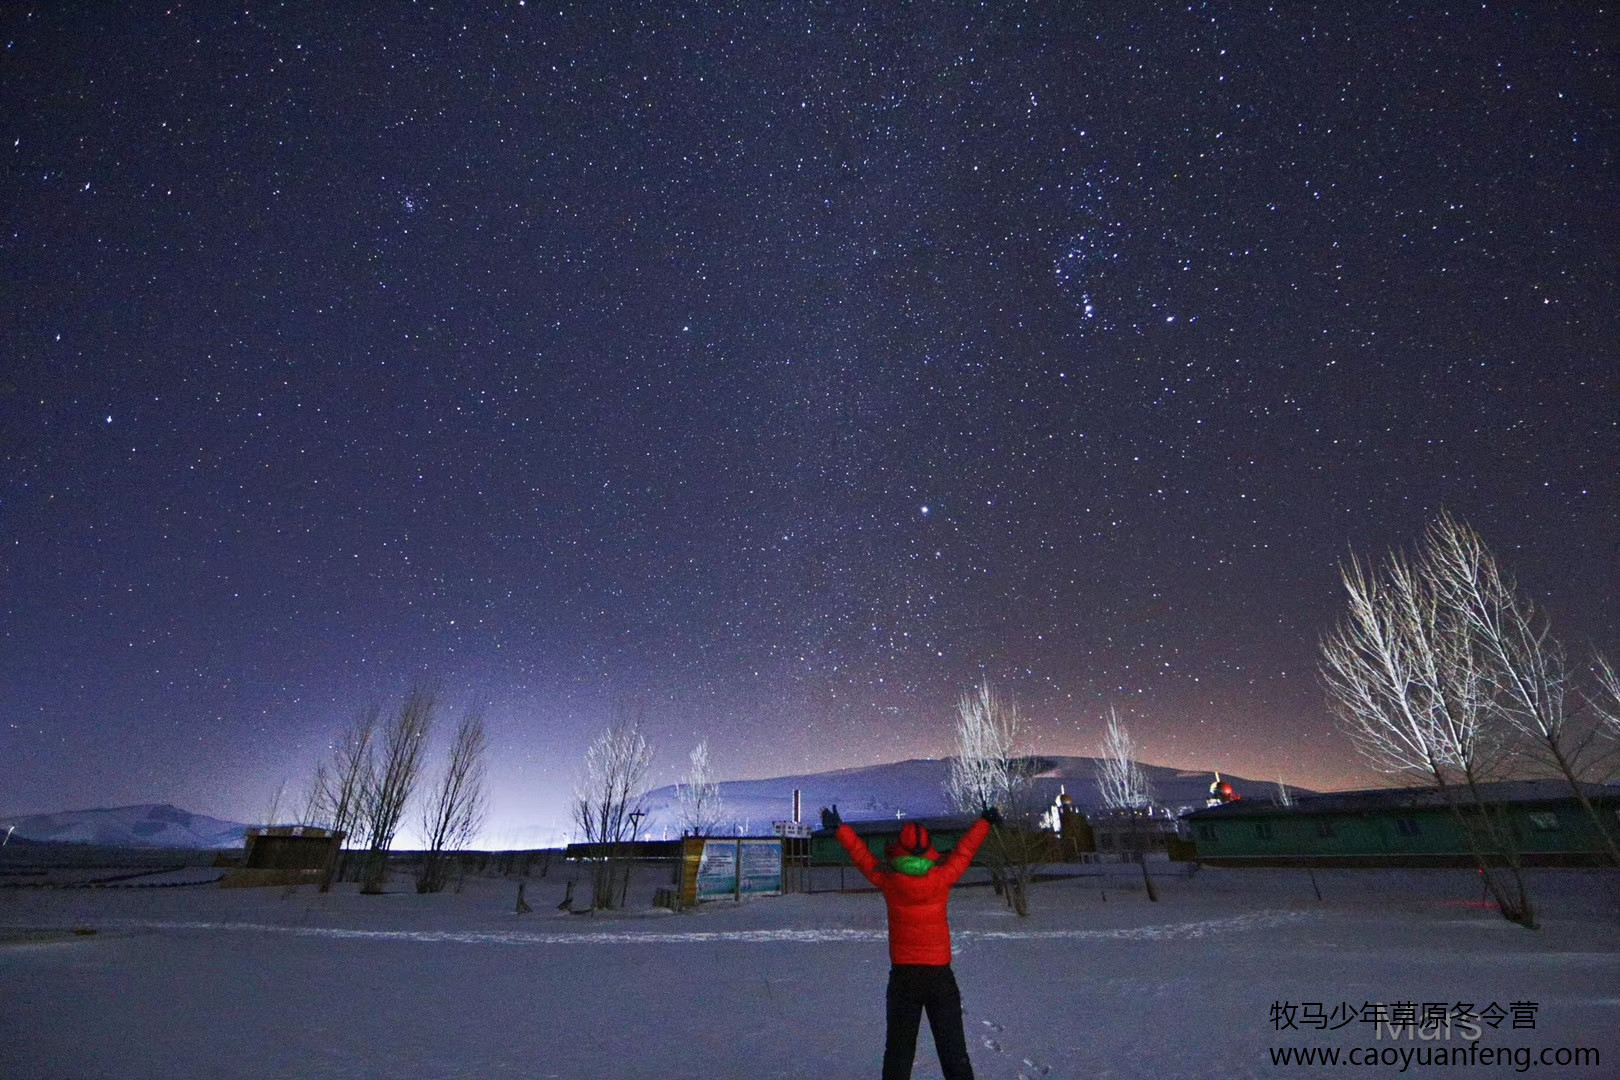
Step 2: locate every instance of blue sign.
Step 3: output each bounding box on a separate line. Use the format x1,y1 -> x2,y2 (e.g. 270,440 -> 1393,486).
694,838 -> 782,901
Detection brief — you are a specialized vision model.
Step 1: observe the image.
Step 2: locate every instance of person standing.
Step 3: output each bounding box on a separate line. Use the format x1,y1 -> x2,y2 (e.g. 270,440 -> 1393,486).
821,803 -> 1000,1080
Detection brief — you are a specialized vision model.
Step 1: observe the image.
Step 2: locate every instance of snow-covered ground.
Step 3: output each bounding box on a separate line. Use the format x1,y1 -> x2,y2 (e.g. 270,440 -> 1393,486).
2,861 -> 1616,1079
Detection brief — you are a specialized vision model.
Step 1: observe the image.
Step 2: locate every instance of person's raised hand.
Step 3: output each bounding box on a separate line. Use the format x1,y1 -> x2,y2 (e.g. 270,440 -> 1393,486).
820,805 -> 842,831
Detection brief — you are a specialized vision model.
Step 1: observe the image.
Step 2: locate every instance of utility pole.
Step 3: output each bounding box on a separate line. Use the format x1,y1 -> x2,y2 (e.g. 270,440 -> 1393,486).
621,808 -> 648,907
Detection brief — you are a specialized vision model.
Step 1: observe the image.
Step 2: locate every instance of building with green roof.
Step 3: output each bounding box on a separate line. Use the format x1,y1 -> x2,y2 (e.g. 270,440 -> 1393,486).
1181,780 -> 1620,868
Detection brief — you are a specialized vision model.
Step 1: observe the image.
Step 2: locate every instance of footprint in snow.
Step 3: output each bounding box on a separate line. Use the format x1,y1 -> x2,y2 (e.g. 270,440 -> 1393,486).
981,1019 -> 1004,1032
982,1037 -> 1002,1052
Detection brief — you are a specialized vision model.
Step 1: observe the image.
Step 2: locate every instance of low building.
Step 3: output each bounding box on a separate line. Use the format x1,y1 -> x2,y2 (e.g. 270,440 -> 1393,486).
810,814 -> 1077,866
241,825 -> 343,870
1181,780 -> 1620,868
809,815 -> 985,866
1089,807 -> 1180,854
220,825 -> 344,887
564,838 -> 683,862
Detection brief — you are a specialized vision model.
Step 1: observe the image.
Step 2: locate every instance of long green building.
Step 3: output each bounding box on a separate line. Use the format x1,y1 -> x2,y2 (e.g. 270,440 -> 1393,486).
809,815 -> 984,866
1181,779 -> 1620,868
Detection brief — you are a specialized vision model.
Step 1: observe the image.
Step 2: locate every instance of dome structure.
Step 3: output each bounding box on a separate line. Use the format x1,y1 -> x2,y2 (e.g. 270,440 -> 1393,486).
1207,771 -> 1242,806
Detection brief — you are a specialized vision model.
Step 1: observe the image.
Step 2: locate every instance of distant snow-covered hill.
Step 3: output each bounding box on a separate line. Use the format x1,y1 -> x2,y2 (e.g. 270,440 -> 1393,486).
635,757 -> 1296,836
0,804 -> 251,849
4,759 -> 1300,848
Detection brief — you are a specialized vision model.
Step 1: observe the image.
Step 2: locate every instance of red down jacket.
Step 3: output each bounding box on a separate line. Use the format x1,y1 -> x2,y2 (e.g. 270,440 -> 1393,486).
836,818 -> 992,966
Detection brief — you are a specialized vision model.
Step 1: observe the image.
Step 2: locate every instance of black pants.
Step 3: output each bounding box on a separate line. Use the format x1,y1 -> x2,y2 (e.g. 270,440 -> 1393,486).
883,964 -> 975,1080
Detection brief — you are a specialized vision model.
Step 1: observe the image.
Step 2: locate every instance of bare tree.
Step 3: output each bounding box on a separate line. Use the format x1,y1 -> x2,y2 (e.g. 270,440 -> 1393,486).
572,718 -> 653,910
1321,533 -> 1534,926
946,680 -> 1016,814
1425,513 -> 1620,866
1095,707 -> 1153,810
297,763 -> 330,828
1093,706 -> 1161,900
313,704 -> 378,891
946,679 -> 1041,916
1593,655 -> 1620,748
417,706 -> 490,894
358,682 -> 438,894
677,740 -> 725,837
260,777 -> 290,829
1274,776 -> 1295,808
1590,655 -> 1620,787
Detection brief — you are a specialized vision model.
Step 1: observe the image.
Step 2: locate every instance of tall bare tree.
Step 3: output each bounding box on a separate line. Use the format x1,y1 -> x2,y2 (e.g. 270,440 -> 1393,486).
677,740 -> 724,837
572,718 -> 653,909
1424,513 -> 1620,866
260,777 -> 290,829
946,680 -> 1018,814
1590,655 -> 1620,790
417,705 -> 490,894
1094,706 -> 1161,900
1095,707 -> 1153,810
1593,655 -> 1620,750
298,762 -> 330,828
1321,530 -> 1534,926
358,682 -> 438,894
313,704 -> 378,892
946,679 -> 1041,916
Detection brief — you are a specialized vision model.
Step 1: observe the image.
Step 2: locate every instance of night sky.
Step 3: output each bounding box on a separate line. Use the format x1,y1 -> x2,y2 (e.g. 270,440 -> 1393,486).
3,3 -> 1614,845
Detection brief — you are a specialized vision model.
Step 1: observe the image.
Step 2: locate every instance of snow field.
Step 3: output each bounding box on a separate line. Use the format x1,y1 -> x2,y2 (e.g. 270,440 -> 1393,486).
2,863 -> 1616,1079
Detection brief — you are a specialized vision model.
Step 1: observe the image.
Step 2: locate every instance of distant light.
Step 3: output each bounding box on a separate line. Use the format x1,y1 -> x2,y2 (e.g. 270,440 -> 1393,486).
920,505 -> 929,516
105,415 -> 112,424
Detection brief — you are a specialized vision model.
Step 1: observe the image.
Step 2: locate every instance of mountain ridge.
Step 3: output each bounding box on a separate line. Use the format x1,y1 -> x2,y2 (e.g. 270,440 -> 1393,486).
3,759 -> 1300,848
0,803 -> 252,849
635,755 -> 1295,835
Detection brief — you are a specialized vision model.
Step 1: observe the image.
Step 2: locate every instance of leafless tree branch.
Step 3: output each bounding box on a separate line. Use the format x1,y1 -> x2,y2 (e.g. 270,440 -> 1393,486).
417,705 -> 490,894
945,679 -> 1042,916
359,681 -> 437,893
572,717 -> 653,909
315,704 -> 378,892
1424,513 -> 1620,865
1320,523 -> 1535,924
1095,706 -> 1153,810
677,740 -> 724,837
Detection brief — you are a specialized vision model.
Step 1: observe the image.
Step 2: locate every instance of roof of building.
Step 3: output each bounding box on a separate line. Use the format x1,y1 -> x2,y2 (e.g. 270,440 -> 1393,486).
1181,779 -> 1620,821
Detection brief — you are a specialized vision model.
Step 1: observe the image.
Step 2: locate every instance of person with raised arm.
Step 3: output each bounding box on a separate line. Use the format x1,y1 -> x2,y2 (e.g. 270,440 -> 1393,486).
820,802 -> 1000,1080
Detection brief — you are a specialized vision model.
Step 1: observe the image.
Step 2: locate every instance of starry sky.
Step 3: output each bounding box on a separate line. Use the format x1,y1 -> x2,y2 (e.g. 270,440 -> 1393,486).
3,3 -> 1614,845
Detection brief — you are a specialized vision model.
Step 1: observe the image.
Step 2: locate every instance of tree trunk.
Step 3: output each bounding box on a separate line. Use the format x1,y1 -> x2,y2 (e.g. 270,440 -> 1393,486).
1138,853 -> 1158,902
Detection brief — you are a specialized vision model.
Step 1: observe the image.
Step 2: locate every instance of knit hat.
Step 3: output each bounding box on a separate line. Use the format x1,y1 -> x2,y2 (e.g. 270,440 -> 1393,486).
898,822 -> 937,859
885,822 -> 941,865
